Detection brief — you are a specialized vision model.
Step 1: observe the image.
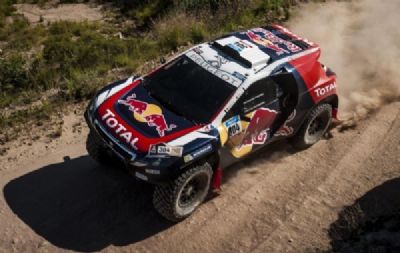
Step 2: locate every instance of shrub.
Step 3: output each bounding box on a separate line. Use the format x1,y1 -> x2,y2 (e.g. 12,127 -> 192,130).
43,30 -> 130,71
0,0 -> 15,22
0,56 -> 30,93
158,26 -> 188,50
64,70 -> 100,101
0,0 -> 301,131
0,15 -> 44,50
118,0 -> 173,28
190,22 -> 209,43
49,21 -> 99,36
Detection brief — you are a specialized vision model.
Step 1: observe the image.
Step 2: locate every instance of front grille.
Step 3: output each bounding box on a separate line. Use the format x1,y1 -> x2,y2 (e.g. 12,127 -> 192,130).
94,120 -> 136,161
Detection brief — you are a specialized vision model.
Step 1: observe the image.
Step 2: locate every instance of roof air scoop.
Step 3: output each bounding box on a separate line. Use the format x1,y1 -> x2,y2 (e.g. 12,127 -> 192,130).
213,36 -> 270,68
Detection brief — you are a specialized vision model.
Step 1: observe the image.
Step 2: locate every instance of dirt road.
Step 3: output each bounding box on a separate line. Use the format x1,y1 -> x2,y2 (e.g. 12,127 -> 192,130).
1,0 -> 400,252
0,100 -> 399,253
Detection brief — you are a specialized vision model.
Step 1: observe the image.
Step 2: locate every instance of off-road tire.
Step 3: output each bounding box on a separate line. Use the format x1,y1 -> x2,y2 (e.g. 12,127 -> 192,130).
153,162 -> 212,222
291,103 -> 332,150
86,131 -> 111,165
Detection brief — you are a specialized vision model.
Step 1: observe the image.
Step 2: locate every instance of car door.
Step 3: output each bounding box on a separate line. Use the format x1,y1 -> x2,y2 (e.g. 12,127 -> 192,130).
221,77 -> 281,158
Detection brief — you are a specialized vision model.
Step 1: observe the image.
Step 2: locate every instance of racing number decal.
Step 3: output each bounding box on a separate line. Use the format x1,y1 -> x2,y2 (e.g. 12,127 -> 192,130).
231,108 -> 278,158
219,108 -> 278,158
218,115 -> 246,147
224,116 -> 242,137
228,124 -> 241,136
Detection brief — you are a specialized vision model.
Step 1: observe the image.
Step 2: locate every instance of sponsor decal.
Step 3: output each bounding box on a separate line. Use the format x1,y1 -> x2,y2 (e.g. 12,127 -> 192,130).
252,129 -> 269,145
226,40 -> 253,52
186,51 -> 243,86
247,31 -> 288,55
314,82 -> 336,97
183,144 -> 213,163
246,28 -> 302,55
193,46 -> 204,54
232,71 -> 247,82
275,110 -> 296,137
208,55 -> 228,69
145,169 -> 160,175
241,108 -> 278,146
101,109 -> 138,149
118,94 -> 176,137
148,143 -> 183,158
224,115 -> 242,137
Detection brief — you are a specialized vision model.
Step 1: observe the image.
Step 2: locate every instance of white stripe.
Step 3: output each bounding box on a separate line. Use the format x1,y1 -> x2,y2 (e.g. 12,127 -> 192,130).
168,131 -> 217,146
95,76 -> 135,108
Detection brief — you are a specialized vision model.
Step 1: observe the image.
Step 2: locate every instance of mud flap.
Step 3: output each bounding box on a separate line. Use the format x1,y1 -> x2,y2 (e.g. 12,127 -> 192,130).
212,167 -> 222,191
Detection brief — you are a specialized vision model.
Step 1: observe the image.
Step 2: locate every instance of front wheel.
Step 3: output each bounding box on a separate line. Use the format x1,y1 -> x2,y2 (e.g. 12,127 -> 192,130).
291,103 -> 332,150
153,162 -> 212,222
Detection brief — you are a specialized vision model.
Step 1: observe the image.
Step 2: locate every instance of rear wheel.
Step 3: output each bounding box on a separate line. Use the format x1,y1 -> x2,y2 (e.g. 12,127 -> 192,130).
291,103 -> 332,149
153,162 -> 212,222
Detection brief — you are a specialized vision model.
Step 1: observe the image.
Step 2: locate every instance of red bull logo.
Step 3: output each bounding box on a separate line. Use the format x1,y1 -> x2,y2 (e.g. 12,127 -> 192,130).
118,94 -> 176,137
247,31 -> 289,55
241,108 -> 278,146
275,110 -> 296,137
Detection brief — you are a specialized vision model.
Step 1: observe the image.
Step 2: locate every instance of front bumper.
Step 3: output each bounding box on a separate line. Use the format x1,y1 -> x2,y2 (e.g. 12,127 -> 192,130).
85,108 -> 179,185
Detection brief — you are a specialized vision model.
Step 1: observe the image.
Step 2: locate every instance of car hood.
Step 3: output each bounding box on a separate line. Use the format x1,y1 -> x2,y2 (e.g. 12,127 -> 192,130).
95,79 -> 199,153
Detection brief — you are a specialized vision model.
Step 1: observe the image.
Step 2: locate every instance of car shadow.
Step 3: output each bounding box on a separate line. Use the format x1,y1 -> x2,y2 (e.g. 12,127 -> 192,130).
3,140 -> 300,252
327,177 -> 400,253
3,156 -> 173,252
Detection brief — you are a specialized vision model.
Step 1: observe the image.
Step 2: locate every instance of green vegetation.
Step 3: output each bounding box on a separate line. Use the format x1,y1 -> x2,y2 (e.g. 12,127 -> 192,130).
0,0 -> 304,132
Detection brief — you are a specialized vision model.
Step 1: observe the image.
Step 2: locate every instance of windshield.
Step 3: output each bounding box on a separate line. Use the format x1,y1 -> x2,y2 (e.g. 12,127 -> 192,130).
144,55 -> 235,124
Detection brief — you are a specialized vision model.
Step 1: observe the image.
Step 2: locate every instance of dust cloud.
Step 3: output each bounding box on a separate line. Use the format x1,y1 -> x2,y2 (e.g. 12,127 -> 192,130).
288,0 -> 400,124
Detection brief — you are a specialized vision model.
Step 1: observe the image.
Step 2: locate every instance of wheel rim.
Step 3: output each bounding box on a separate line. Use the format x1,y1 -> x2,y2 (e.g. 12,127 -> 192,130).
308,117 -> 323,135
305,109 -> 331,143
177,172 -> 209,209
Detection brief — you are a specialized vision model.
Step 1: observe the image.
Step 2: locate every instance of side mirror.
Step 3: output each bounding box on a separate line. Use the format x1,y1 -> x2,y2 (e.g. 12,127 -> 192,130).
160,57 -> 166,64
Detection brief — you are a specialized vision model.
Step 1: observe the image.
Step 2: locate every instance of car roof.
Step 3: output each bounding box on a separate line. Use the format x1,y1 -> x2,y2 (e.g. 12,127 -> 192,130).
184,25 -> 319,89
219,25 -> 317,66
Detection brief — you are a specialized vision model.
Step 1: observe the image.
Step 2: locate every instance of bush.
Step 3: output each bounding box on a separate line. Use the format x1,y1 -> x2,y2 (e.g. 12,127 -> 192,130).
190,22 -> 209,43
0,0 -> 15,22
48,21 -> 98,36
0,56 -> 30,93
0,15 -> 44,51
0,0 -> 301,131
43,29 -> 130,71
64,70 -> 101,100
158,26 -> 188,50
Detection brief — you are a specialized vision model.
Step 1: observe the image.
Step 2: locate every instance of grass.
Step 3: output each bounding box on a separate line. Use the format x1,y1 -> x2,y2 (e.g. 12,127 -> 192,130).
0,0 -> 310,133
0,102 -> 53,129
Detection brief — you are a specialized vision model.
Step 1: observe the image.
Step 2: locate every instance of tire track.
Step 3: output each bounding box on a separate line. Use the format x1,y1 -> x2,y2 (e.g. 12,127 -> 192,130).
252,102 -> 400,253
137,103 -> 400,253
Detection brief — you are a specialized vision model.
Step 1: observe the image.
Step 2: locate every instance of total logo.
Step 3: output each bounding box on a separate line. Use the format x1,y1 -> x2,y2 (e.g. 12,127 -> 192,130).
101,109 -> 138,149
314,82 -> 337,97
118,94 -> 176,137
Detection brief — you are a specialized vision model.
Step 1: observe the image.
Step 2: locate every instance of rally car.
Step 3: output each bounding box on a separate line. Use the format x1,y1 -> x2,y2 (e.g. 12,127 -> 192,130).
85,25 -> 338,222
